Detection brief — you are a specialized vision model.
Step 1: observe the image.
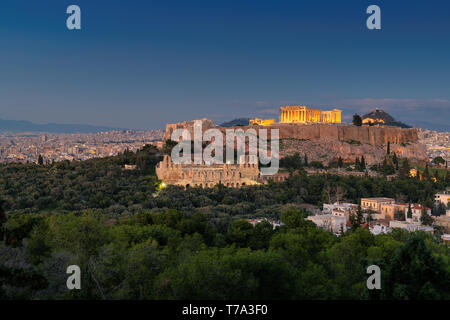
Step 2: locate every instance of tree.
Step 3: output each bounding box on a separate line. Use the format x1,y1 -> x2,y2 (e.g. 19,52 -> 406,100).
352,114 -> 362,126
366,209 -> 373,226
360,156 -> 366,170
350,205 -> 364,231
387,141 -> 390,155
423,163 -> 430,179
432,156 -> 445,166
392,152 -> 397,165
304,154 -> 308,167
226,219 -> 254,248
437,203 -> 446,216
355,157 -> 360,171
384,233 -> 448,299
0,199 -> 7,241
162,139 -> 178,155
407,203 -> 412,219
337,156 -> 343,168
394,209 -> 405,221
398,158 -> 411,178
420,210 -> 433,226
38,154 -> 44,166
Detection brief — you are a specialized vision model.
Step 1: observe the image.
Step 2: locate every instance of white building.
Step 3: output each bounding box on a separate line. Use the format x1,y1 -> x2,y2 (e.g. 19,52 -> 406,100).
404,204 -> 431,222
435,192 -> 450,208
323,202 -> 357,215
389,220 -> 434,233
307,214 -> 347,234
370,224 -> 391,235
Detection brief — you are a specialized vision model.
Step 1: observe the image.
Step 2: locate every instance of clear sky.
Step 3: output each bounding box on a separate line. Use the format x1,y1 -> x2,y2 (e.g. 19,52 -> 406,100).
0,0 -> 449,130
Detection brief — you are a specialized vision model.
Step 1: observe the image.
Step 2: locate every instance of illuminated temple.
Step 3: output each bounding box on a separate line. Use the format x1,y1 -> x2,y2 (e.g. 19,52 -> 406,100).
250,105 -> 342,125
279,106 -> 341,124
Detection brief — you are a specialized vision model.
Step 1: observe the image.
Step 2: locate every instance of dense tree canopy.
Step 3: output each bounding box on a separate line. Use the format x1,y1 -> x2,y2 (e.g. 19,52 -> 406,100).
0,147 -> 449,300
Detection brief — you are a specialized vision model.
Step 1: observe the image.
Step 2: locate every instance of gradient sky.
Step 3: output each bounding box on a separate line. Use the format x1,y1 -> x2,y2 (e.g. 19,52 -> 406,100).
0,0 -> 449,130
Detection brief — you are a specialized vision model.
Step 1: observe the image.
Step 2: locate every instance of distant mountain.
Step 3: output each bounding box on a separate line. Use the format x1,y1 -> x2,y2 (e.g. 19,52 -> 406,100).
0,118 -> 127,133
361,108 -> 411,128
219,118 -> 250,127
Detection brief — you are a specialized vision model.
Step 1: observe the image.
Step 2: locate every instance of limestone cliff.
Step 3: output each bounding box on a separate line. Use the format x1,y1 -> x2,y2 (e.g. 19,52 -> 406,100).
162,120 -> 426,164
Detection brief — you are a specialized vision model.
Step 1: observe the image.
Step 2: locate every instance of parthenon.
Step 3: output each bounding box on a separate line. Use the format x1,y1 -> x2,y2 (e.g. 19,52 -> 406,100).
279,106 -> 341,124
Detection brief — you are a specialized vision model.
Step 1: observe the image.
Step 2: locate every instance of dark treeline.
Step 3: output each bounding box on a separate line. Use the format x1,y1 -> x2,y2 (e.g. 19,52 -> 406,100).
0,208 -> 448,299
0,145 -> 161,214
1,153 -> 446,218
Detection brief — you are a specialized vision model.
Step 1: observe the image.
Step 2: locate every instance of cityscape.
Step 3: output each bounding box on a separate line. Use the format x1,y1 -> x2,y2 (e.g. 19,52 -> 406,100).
0,0 -> 449,310
0,130 -> 163,164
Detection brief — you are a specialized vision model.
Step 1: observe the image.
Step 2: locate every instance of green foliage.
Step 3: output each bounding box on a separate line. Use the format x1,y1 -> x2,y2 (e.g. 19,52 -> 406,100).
0,151 -> 449,300
352,114 -> 362,126
433,156 -> 445,166
279,153 -> 303,171
0,147 -> 161,213
162,139 -> 178,155
420,210 -> 434,226
310,161 -> 324,169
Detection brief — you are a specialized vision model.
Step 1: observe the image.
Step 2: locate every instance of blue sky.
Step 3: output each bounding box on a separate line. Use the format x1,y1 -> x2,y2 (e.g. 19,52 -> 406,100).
0,0 -> 449,130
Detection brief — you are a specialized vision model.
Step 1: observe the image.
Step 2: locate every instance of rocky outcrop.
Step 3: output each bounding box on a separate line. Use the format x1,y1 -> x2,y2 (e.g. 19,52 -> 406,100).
280,138 -> 427,165
163,119 -> 425,165
253,124 -> 418,146
165,121 -> 418,145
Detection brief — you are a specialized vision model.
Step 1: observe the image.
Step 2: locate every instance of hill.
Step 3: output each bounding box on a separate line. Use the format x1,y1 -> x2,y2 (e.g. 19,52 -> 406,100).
219,118 -> 250,127
0,118 -> 127,133
361,108 -> 411,128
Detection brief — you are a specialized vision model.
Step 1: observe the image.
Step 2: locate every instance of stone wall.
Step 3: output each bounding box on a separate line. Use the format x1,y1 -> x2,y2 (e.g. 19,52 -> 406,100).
164,121 -> 419,146
156,155 -> 260,188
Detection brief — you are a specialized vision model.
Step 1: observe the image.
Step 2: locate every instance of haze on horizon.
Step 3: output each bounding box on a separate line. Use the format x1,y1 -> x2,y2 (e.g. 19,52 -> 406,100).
0,0 -> 449,131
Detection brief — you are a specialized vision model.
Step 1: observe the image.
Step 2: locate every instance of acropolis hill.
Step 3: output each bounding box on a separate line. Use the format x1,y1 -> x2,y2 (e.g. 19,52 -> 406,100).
163,106 -> 428,166
164,119 -> 419,146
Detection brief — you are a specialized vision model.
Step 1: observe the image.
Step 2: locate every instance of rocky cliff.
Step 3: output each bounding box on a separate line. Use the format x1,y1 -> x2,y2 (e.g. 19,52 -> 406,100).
165,121 -> 418,146
163,120 -> 426,165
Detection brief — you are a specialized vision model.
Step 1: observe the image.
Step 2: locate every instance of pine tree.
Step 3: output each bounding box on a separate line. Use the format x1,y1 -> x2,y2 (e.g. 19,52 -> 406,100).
356,205 -> 364,226
407,203 -> 413,219
38,154 -> 44,166
0,199 -> 6,241
399,158 -> 410,178
361,156 -> 366,170
366,208 -> 373,226
420,209 -> 433,226
337,156 -> 343,168
352,114 -> 362,126
355,157 -> 360,171
423,163 -> 430,179
304,154 -> 308,167
392,152 -> 398,165
387,141 -> 390,155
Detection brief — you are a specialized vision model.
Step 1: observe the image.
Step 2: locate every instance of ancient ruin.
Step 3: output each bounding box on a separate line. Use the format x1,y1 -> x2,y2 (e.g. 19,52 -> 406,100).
156,155 -> 260,188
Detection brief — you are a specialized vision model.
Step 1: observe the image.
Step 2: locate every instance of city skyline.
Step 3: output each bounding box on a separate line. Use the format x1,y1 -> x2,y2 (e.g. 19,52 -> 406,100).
1,0 -> 449,131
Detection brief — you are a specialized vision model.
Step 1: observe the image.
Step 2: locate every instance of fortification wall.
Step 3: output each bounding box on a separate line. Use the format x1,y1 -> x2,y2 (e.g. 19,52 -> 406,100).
164,121 -> 419,146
